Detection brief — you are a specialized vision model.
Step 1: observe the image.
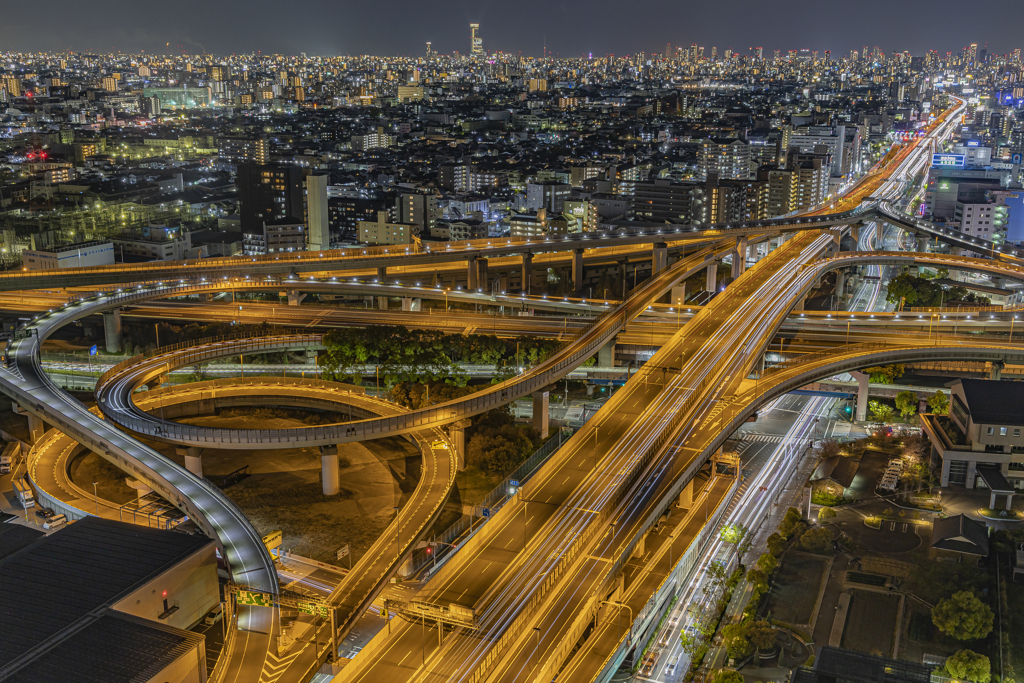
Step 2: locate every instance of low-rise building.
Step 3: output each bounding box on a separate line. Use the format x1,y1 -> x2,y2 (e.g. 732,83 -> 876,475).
358,210 -> 416,245
22,241 -> 115,270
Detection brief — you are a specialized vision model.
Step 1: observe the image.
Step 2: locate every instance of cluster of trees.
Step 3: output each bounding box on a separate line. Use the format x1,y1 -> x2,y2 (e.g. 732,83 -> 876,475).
321,325 -> 571,388
865,364 -> 906,384
464,411 -> 539,475
886,273 -> 991,308
927,591 -> 995,682
721,619 -> 779,660
868,390 -> 948,424
679,561 -> 746,672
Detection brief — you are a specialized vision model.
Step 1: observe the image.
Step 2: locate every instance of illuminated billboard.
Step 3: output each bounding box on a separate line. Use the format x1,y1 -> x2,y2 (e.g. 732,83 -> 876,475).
932,153 -> 965,168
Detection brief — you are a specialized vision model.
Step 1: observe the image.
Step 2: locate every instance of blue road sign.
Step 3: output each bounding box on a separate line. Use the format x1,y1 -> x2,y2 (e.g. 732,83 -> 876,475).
89,345 -> 97,356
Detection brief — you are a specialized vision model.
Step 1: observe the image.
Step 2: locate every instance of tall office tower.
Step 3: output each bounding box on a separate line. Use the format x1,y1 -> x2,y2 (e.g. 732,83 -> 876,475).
470,24 -> 483,57
691,44 -> 699,62
426,42 -> 432,55
754,47 -> 763,60
863,45 -> 869,61
824,50 -> 830,62
851,50 -> 858,62
1014,49 -> 1022,64
724,48 -> 732,60
665,43 -> 672,59
773,50 -> 781,61
968,43 -> 978,64
710,47 -> 717,61
305,175 -> 329,251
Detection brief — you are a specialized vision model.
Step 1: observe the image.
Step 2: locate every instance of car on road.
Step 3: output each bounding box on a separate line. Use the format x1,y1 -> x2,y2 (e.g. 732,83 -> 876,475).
665,661 -> 677,676
34,507 -> 55,519
640,652 -> 660,677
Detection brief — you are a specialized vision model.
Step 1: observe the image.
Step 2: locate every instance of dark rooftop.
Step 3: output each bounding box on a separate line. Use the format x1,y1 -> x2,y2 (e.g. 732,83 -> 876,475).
0,522 -> 44,560
0,516 -> 211,669
3,611 -> 204,683
810,455 -> 860,489
958,378 -> 1024,426
931,513 -> 990,556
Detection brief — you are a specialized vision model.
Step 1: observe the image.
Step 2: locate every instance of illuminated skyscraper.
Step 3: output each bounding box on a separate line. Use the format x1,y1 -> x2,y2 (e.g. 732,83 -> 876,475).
470,24 -> 483,57
426,42 -> 432,55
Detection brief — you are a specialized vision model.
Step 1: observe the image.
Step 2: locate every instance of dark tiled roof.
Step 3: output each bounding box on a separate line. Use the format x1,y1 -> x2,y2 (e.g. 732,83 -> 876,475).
959,378 -> 1024,426
0,516 -> 210,668
0,522 -> 44,559
810,455 -> 860,488
931,514 -> 990,556
3,611 -> 204,683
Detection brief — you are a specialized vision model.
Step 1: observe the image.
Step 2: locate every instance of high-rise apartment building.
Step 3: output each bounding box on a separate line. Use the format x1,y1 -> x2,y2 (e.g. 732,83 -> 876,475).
398,190 -> 440,237
699,138 -> 751,180
238,164 -> 308,235
631,179 -> 700,224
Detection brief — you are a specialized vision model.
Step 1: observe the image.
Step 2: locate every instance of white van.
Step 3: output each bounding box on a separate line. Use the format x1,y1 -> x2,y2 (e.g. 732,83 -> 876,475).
43,514 -> 67,530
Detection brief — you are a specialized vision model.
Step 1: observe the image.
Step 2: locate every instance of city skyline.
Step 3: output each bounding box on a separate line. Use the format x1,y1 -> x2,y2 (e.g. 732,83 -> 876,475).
1,0 -> 1022,58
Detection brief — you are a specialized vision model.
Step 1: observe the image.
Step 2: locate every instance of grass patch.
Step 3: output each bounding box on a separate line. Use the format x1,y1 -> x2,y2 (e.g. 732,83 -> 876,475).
864,516 -> 882,529
978,507 -> 1024,521
764,553 -> 829,625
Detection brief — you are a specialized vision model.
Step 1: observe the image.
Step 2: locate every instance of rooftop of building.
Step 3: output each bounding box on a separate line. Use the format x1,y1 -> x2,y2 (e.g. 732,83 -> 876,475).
0,516 -> 211,670
957,378 -> 1024,426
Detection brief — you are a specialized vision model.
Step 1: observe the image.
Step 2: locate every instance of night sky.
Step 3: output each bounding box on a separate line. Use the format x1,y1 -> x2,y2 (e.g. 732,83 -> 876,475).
2,0 -> 1022,58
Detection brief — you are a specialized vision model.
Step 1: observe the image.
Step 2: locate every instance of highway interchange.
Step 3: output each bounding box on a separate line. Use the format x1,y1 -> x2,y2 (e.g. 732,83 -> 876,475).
4,95 -> 1022,683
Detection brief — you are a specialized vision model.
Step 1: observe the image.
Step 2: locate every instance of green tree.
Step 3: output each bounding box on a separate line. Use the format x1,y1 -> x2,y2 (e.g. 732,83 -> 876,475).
756,552 -> 778,574
746,568 -> 769,589
864,364 -> 905,384
940,649 -> 991,683
680,630 -> 704,656
928,390 -> 950,415
766,532 -> 786,557
817,507 -> 837,522
747,620 -> 778,652
709,671 -> 745,683
932,591 -> 995,641
779,507 -> 808,540
868,400 -> 895,423
800,527 -> 833,554
721,622 -> 754,659
895,391 -> 919,419
720,523 -> 749,560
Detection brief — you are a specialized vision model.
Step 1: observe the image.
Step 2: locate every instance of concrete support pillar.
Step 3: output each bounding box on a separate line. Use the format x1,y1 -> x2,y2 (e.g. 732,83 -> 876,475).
26,412 -> 44,444
521,252 -> 534,295
631,534 -> 646,559
705,262 -> 717,294
598,340 -> 616,367
532,390 -> 549,439
916,234 -> 929,253
993,277 -> 1006,290
102,309 -> 122,354
732,237 -> 748,278
376,266 -> 387,282
1007,493 -> 1015,511
176,447 -> 203,478
572,248 -> 585,295
402,297 -> 421,312
377,296 -> 388,311
851,371 -> 869,422
652,242 -> 668,275
450,419 -> 472,471
287,290 -> 305,306
991,360 -> 1005,381
793,294 -> 806,312
966,461 -> 977,489
468,257 -> 479,291
850,225 -> 860,245
836,270 -> 846,298
320,446 -> 340,495
671,284 -> 687,307
477,258 -> 489,292
677,479 -> 694,509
